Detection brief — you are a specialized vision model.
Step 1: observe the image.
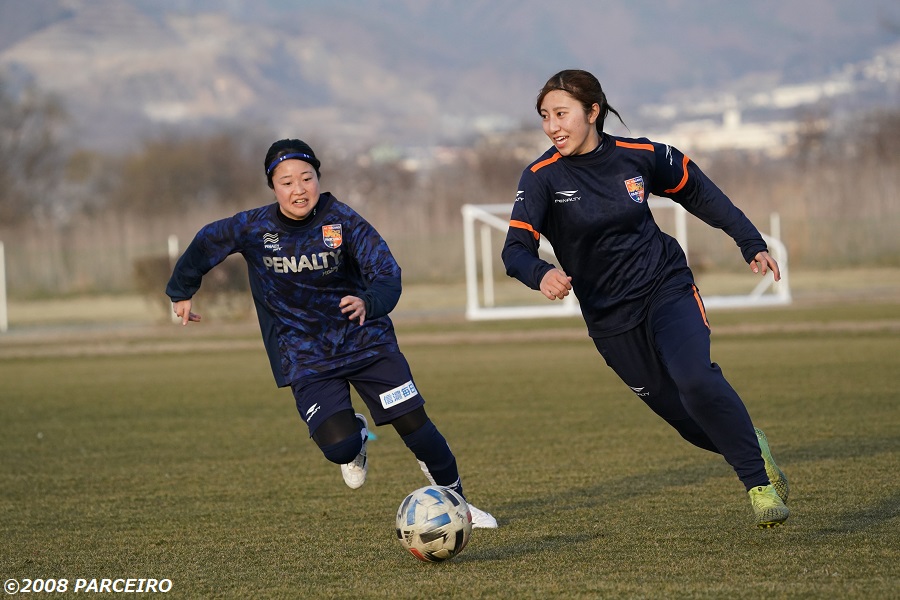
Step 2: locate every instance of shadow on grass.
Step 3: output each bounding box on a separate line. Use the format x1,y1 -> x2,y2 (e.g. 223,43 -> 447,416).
784,433 -> 900,534
457,532 -> 602,563
810,493 -> 900,536
494,460 -> 720,524
782,433 -> 899,463
491,434 -> 899,535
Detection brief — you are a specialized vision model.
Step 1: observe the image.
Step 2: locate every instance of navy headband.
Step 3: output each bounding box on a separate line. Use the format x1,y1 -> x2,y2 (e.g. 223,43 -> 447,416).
266,152 -> 315,175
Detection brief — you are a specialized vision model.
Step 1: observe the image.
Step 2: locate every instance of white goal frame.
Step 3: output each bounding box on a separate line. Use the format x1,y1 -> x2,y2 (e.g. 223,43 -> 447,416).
0,241 -> 7,332
462,199 -> 791,321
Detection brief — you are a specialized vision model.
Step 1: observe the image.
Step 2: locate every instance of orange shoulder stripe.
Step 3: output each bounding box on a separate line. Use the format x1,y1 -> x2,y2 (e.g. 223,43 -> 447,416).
664,155 -> 690,194
530,152 -> 561,172
615,140 -> 654,152
509,219 -> 540,240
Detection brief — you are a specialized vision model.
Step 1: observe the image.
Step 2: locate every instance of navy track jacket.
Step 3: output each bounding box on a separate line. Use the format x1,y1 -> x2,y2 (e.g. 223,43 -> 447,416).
166,193 -> 401,387
501,135 -> 768,337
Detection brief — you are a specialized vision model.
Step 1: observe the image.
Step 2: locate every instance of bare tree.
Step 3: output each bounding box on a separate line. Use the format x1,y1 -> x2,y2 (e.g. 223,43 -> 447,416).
111,128 -> 269,216
0,78 -> 68,223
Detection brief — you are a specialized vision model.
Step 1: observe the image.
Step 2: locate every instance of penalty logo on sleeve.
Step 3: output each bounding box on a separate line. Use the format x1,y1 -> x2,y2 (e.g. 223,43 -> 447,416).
379,381 -> 419,408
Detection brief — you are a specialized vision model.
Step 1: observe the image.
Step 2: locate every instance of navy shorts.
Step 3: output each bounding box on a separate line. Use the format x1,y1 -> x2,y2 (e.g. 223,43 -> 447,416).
290,351 -> 426,436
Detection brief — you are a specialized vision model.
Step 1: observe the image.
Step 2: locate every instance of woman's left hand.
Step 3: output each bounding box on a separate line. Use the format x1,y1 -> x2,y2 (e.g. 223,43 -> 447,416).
750,251 -> 781,282
340,295 -> 367,325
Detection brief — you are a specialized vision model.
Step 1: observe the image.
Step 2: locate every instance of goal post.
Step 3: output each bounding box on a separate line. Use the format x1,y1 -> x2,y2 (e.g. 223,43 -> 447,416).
461,199 -> 790,321
0,241 -> 7,332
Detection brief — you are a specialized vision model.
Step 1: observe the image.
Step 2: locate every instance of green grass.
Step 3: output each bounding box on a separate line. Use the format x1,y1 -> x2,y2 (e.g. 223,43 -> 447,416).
1,304 -> 899,598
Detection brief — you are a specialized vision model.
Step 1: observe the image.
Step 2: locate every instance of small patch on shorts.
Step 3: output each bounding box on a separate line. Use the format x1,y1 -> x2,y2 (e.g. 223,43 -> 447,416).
379,380 -> 419,409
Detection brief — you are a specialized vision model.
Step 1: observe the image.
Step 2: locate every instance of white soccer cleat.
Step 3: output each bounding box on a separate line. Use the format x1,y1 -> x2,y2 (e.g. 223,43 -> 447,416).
340,413 -> 369,489
468,504 -> 498,529
418,458 -> 496,527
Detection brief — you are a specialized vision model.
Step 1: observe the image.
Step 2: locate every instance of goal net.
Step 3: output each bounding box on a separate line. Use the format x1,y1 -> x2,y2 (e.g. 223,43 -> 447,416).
462,199 -> 791,321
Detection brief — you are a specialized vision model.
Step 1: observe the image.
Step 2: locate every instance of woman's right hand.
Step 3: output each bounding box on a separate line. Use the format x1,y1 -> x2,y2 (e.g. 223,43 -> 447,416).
173,299 -> 201,326
540,268 -> 573,301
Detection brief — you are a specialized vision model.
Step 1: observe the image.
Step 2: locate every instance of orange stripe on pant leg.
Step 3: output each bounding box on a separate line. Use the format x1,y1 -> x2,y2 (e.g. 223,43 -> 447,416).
692,284 -> 710,329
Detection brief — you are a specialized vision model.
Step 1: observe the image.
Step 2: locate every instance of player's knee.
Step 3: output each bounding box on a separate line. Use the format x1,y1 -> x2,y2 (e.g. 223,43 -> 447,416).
671,363 -> 720,399
390,406 -> 428,437
669,418 -> 719,452
319,434 -> 363,464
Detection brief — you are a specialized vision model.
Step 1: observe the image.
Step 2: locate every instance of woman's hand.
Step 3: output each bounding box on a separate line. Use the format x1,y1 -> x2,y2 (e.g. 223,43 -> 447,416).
750,251 -> 781,282
173,299 -> 201,325
340,295 -> 367,325
540,268 -> 573,301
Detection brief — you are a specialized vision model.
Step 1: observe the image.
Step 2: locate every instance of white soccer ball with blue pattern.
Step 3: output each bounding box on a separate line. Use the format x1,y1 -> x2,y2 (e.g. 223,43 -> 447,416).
395,486 -> 473,562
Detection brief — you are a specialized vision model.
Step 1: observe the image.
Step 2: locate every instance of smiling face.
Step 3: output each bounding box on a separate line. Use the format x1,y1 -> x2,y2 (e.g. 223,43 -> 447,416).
271,159 -> 320,220
539,89 -> 601,156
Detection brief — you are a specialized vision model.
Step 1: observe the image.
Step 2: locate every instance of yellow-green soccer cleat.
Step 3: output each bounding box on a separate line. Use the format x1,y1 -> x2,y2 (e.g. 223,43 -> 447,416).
748,484 -> 790,528
755,427 -> 789,503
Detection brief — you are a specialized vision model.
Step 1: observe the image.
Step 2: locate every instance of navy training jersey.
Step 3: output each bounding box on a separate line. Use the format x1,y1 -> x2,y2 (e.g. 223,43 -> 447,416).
166,193 -> 401,387
501,134 -> 768,337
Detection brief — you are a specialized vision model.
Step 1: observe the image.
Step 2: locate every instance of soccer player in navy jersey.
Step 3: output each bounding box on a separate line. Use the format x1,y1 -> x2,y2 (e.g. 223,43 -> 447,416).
166,139 -> 496,528
502,70 -> 790,528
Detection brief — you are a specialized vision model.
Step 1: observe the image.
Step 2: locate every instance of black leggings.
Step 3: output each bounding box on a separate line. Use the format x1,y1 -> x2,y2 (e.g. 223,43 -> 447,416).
312,406 -> 428,447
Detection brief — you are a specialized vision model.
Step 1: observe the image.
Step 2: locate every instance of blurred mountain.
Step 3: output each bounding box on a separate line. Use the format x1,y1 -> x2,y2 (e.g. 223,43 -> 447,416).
1,0 -> 898,153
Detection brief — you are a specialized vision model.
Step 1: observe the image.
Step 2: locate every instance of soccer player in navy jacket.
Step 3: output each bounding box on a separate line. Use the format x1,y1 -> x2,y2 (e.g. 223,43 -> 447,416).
167,139 -> 496,528
502,70 -> 789,528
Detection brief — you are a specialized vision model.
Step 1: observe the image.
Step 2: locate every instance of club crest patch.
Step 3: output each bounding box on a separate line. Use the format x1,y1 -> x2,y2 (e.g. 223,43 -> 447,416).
322,224 -> 342,249
624,176 -> 645,203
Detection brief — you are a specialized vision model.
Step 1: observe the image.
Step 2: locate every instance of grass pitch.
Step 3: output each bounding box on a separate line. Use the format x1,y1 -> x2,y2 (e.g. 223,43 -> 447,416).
1,300 -> 898,599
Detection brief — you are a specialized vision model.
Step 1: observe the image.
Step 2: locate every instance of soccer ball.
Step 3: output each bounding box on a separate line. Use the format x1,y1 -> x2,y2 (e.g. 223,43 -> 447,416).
395,486 -> 473,562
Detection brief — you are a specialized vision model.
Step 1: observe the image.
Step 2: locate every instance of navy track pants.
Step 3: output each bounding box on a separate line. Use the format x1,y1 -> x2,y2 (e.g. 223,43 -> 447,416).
592,282 -> 768,490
